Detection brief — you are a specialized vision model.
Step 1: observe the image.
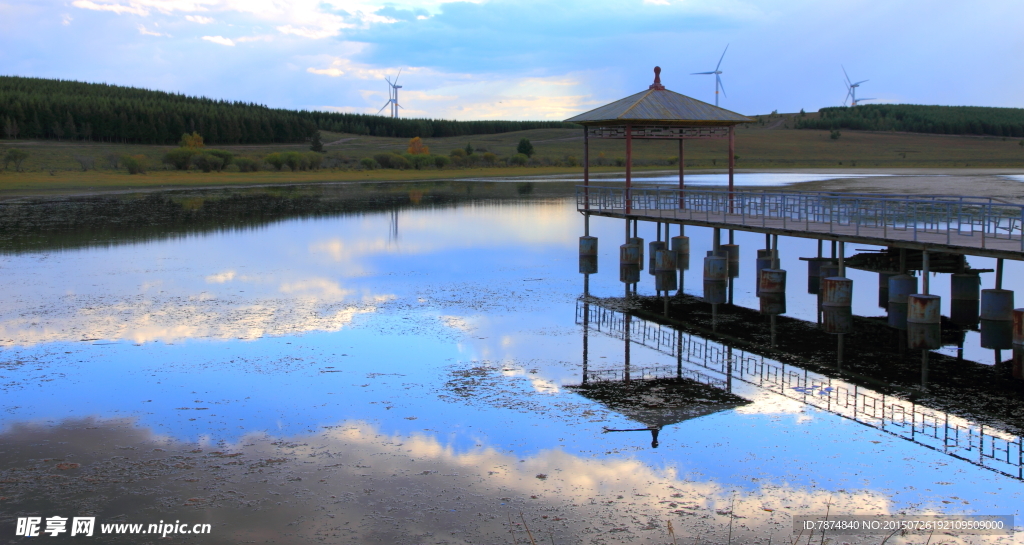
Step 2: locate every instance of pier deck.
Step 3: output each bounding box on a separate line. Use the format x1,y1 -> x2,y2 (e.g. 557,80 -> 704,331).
578,186 -> 1024,260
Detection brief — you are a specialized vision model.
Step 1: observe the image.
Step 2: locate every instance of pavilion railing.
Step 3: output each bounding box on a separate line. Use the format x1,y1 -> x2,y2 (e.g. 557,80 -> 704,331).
575,299 -> 1024,480
576,186 -> 1024,251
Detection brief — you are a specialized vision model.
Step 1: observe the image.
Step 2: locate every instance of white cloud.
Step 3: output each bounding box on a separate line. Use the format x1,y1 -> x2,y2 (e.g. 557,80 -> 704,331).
276,24 -> 347,39
202,35 -> 235,46
185,14 -> 214,23
71,0 -> 149,16
61,13 -> 74,25
138,23 -> 169,36
205,270 -> 236,283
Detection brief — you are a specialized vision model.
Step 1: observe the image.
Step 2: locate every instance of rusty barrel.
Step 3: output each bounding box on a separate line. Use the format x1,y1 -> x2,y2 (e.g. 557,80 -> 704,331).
981,289 -> 1014,321
579,236 -> 597,256
805,258 -> 832,295
907,294 -> 941,324
820,263 -> 840,282
1014,309 -> 1024,346
619,243 -> 640,265
981,319 -> 1013,350
703,280 -> 727,304
619,263 -> 640,284
887,302 -> 908,331
950,273 -> 981,326
628,237 -> 644,269
670,235 -> 690,256
655,249 -> 677,272
676,251 -> 691,272
648,241 -> 666,275
878,272 -> 893,309
756,250 -> 775,296
655,270 -> 677,292
907,323 -> 941,350
888,274 -> 917,304
721,244 -> 740,278
759,269 -> 786,295
579,255 -> 597,275
760,292 -> 786,315
821,277 -> 852,307
822,306 -> 853,334
703,255 -> 728,282
1013,347 -> 1024,380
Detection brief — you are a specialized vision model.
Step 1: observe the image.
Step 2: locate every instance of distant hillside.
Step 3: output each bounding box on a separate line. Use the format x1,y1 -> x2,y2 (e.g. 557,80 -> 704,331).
796,104 -> 1024,137
0,76 -> 576,145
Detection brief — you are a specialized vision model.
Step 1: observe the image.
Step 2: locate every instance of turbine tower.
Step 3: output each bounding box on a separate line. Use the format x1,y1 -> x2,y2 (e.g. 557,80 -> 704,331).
692,45 -> 729,107
377,70 -> 404,118
842,66 -> 874,106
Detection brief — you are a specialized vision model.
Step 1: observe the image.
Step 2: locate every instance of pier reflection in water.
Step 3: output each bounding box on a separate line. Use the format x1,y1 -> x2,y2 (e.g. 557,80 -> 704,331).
576,295 -> 1024,480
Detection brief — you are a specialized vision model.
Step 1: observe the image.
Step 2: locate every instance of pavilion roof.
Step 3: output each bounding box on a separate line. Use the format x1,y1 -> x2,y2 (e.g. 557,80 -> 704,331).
565,68 -> 754,127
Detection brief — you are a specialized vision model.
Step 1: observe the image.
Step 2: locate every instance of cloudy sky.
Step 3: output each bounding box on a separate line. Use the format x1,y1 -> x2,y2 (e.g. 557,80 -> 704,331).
1,0 -> 1021,120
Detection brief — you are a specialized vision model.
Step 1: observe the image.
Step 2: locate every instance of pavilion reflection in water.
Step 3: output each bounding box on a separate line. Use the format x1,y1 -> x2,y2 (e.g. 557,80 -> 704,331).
574,295 -> 1024,480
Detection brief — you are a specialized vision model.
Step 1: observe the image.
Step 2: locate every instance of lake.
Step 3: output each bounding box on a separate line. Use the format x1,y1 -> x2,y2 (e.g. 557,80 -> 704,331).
0,181 -> 1020,544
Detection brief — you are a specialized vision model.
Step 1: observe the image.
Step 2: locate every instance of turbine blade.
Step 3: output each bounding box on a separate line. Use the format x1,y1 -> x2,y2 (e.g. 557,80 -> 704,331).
691,71 -> 715,75
394,68 -> 402,85
397,103 -> 405,109
716,44 -> 729,71
717,75 -> 726,98
854,79 -> 868,86
842,65 -> 851,85
377,102 -> 390,114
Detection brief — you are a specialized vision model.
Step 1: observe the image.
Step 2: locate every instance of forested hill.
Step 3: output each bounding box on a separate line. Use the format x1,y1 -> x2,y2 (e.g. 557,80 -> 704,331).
796,104 -> 1024,137
0,76 -> 577,145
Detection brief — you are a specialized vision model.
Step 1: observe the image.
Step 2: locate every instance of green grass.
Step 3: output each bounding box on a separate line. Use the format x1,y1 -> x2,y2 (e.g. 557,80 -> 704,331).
2,123 -> 1024,198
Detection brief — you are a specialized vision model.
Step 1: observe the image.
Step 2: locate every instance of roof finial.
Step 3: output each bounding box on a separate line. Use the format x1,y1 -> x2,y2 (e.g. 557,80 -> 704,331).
650,66 -> 665,90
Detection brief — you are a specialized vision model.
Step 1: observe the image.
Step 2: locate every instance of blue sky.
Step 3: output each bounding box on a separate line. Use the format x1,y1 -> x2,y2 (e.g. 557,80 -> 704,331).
1,0 -> 1022,120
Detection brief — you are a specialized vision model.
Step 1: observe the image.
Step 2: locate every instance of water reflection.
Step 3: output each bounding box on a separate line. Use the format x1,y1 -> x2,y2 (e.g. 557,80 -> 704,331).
0,417 -> 901,545
576,296 -> 1024,480
1,182 -> 1022,541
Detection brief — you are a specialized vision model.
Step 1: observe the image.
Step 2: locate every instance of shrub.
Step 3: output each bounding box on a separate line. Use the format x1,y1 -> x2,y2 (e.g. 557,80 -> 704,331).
449,148 -> 467,159
310,130 -> 324,153
407,136 -> 429,155
406,153 -> 433,170
121,154 -> 149,174
508,153 -> 528,166
830,129 -> 841,140
265,152 -> 285,171
305,152 -> 323,170
192,153 -> 225,172
433,155 -> 450,169
373,153 -> 409,169
204,149 -> 234,167
517,138 -> 534,157
3,148 -> 29,171
481,152 -> 497,166
73,155 -> 96,171
360,158 -> 377,170
283,151 -> 305,171
163,148 -> 197,170
179,132 -> 204,149
565,155 -> 580,167
234,157 -> 259,172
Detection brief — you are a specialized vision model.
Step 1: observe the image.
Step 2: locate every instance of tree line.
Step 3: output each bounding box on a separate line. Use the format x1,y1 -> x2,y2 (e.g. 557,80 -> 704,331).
0,76 -> 577,145
796,104 -> 1024,137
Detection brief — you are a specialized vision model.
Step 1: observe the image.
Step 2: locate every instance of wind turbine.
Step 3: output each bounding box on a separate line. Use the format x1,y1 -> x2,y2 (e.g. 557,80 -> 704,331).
376,70 -> 404,118
842,66 -> 874,106
692,45 -> 729,107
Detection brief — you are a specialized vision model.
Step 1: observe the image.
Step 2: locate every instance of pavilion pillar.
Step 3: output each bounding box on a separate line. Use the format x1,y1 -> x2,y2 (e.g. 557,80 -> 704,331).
583,127 -> 590,211
728,126 -> 735,213
678,138 -> 685,209
625,123 -> 633,214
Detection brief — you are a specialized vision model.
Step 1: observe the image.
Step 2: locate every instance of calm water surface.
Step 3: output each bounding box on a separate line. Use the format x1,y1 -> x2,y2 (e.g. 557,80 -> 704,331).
0,182 -> 1020,544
